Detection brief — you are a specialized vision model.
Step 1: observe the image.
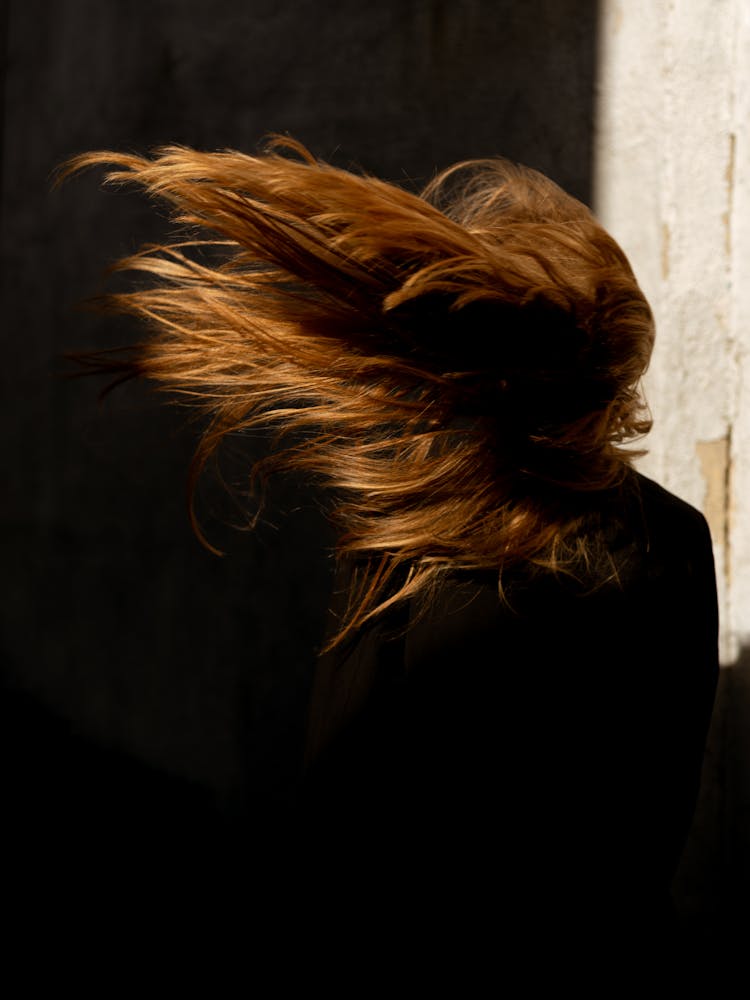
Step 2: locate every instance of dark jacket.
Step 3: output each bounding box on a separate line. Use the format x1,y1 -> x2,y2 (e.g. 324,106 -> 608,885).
290,470 -> 719,948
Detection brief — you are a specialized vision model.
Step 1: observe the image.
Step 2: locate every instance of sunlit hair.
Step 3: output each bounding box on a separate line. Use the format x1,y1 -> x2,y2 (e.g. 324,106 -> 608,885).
55,135 -> 654,650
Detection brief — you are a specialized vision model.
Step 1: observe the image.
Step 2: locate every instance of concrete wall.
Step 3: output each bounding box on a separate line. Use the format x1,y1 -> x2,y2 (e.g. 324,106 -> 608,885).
594,0 -> 749,666
594,0 -> 750,933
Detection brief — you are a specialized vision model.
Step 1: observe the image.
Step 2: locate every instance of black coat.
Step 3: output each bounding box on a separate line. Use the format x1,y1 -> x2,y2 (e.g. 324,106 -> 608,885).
285,470 -> 719,951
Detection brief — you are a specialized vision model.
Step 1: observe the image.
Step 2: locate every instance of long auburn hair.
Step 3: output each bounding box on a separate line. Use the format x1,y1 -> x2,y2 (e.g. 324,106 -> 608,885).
55,135 -> 654,650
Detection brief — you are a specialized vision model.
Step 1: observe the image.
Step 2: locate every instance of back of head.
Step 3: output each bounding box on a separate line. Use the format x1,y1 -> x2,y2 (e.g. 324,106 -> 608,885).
417,156 -> 653,474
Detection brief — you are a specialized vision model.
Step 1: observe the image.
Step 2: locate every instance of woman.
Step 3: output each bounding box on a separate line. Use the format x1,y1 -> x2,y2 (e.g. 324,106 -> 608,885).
58,136 -> 718,945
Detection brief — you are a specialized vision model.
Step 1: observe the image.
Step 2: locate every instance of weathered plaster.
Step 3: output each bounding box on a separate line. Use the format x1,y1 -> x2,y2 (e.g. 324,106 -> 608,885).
595,0 -> 748,664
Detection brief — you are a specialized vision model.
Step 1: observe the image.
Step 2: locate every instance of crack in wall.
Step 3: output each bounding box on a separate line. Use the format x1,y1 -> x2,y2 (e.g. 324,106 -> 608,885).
724,131 -> 736,258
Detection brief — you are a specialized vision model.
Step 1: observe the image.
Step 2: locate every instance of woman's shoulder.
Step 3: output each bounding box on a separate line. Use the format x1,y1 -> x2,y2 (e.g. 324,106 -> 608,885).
626,471 -> 715,588
401,468 -> 717,668
629,470 -> 711,538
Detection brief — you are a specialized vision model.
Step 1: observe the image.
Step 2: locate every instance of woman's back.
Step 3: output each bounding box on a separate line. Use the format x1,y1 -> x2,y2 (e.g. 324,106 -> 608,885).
296,470 -> 718,940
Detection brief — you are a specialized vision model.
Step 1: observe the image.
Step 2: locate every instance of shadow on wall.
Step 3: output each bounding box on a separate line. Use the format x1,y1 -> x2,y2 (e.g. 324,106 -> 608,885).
3,0 -> 599,831
673,648 -> 750,938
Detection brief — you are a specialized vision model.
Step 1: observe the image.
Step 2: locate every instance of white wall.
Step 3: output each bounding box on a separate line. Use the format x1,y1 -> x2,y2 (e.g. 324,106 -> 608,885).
594,0 -> 750,664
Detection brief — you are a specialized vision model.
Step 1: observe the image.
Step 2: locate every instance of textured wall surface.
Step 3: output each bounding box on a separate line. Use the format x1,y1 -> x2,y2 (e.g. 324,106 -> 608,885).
594,0 -> 748,665
594,0 -> 749,936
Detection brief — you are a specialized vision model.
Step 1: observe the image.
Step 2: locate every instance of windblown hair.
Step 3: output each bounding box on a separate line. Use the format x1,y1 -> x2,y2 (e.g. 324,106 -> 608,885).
56,135 -> 654,650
